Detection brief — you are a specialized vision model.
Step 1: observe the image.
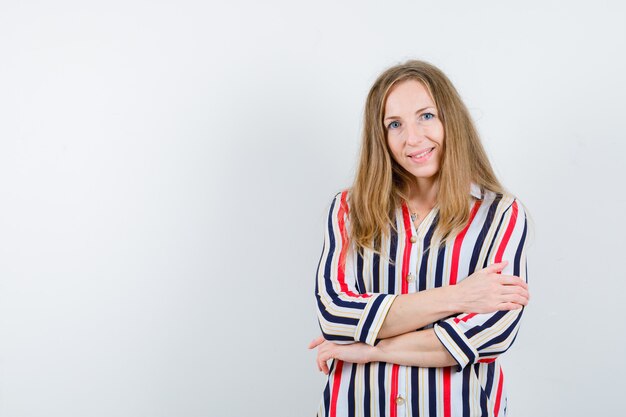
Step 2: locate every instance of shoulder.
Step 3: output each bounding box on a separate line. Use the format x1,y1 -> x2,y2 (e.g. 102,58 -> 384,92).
481,190 -> 532,240
480,190 -> 532,236
329,189 -> 351,211
324,189 -> 351,221
481,189 -> 526,213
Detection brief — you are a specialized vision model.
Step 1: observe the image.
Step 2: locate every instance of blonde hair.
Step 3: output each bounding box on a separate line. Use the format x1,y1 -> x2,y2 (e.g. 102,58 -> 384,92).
349,59 -> 506,253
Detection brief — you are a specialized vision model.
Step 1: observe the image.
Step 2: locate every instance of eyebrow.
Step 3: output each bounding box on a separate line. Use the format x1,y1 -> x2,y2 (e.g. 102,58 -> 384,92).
384,107 -> 435,122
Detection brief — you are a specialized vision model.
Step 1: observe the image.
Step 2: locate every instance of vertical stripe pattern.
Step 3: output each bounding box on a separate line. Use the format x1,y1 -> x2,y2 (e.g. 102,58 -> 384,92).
315,183 -> 530,417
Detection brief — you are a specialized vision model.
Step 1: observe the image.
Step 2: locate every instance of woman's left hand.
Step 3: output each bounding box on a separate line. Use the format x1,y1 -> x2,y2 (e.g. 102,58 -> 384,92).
308,335 -> 375,375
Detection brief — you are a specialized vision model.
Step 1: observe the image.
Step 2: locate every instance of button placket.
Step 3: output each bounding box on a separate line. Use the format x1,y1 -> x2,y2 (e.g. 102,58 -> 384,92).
406,232 -> 416,291
409,207 -> 439,290
408,219 -> 420,292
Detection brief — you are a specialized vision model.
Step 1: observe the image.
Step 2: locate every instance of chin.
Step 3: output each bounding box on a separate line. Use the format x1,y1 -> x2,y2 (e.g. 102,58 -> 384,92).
408,168 -> 439,179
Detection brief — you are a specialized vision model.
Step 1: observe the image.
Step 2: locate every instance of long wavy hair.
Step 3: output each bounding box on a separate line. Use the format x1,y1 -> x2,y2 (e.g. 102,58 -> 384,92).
349,59 -> 506,254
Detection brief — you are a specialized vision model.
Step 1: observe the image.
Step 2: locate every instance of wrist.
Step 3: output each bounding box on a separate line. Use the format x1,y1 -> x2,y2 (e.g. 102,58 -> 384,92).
370,340 -> 387,363
442,285 -> 463,314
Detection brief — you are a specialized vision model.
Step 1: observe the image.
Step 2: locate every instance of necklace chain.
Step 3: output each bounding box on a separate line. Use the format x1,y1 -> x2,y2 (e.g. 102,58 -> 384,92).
408,201 -> 420,224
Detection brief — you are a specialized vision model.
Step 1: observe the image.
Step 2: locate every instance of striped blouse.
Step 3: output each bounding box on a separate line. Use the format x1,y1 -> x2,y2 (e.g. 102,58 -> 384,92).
314,183 -> 529,417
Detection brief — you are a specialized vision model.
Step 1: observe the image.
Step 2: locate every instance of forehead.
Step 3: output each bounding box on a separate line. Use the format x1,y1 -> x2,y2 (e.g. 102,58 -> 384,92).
384,79 -> 436,115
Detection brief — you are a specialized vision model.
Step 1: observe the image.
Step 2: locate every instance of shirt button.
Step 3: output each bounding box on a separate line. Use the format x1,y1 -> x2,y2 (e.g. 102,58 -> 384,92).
406,273 -> 415,283
410,235 -> 417,243
396,396 -> 405,405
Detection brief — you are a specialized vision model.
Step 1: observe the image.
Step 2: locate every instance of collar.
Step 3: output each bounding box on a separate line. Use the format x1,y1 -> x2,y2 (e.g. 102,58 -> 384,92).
470,182 -> 483,200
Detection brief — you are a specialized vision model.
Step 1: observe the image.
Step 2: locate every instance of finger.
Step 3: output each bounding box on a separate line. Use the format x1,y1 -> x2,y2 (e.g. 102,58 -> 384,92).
319,350 -> 334,375
317,358 -> 324,373
322,360 -> 329,375
484,260 -> 508,273
501,290 -> 528,305
308,335 -> 325,349
501,285 -> 529,298
499,275 -> 528,288
498,302 -> 524,311
317,352 -> 328,372
509,294 -> 529,306
312,335 -> 325,347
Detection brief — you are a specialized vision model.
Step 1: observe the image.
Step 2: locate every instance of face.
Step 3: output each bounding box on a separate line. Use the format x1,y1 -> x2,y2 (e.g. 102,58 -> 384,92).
383,79 -> 445,183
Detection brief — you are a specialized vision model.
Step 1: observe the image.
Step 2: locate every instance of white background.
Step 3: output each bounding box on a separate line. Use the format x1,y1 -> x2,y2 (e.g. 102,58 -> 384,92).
1,1 -> 625,416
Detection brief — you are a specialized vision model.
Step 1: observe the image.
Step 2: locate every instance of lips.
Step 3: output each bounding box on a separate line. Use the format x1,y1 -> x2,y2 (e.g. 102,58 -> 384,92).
408,147 -> 434,159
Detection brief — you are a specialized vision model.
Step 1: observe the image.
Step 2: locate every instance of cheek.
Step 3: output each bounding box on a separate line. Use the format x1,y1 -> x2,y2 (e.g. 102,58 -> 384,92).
386,136 -> 399,154
426,124 -> 445,143
387,141 -> 404,162
435,122 -> 445,142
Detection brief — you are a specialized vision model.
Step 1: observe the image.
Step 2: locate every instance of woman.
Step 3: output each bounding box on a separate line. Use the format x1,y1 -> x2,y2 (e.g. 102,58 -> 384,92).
308,60 -> 531,417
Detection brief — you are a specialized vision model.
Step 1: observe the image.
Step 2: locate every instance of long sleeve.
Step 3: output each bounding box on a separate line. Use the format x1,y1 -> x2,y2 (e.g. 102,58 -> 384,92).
315,191 -> 398,346
433,198 -> 530,372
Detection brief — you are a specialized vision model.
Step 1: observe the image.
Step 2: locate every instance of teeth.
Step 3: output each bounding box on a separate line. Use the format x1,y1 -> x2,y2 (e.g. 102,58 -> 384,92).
413,148 -> 432,158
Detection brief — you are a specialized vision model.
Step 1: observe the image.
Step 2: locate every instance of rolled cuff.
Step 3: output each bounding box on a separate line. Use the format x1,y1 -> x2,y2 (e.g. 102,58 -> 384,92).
355,293 -> 398,346
433,320 -> 479,372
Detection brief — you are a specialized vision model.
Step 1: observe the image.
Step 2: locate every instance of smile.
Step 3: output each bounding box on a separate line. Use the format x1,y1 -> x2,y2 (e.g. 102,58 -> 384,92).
409,147 -> 434,162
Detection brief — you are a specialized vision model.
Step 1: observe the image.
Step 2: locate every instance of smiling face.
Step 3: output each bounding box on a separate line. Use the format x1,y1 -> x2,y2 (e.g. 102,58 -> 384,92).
383,79 -> 445,185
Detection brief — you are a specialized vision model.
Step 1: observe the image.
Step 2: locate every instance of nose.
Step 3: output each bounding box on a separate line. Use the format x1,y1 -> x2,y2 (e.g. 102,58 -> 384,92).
405,122 -> 424,145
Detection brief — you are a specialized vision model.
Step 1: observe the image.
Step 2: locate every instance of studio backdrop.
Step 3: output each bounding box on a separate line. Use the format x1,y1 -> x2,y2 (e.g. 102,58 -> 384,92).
0,1 -> 624,416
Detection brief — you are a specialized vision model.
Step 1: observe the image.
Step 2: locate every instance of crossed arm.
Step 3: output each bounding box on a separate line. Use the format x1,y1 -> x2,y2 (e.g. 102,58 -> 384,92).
309,327 -> 458,374
311,194 -> 530,373
310,260 -> 528,373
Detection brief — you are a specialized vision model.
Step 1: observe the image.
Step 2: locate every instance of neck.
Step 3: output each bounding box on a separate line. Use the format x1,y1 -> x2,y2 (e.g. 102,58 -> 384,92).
407,177 -> 439,210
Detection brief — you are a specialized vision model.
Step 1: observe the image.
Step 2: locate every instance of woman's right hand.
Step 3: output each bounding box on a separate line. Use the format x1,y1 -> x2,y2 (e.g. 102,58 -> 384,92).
453,260 -> 529,313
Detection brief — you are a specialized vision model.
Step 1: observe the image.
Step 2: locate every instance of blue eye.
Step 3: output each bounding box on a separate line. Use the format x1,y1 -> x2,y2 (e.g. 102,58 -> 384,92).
388,121 -> 401,129
422,112 -> 435,120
